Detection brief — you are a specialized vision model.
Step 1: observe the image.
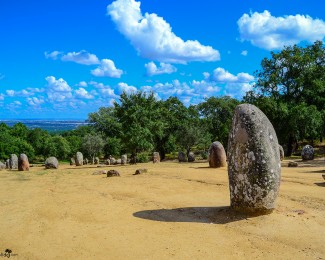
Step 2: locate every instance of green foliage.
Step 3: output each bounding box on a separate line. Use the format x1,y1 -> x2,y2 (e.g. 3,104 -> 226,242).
103,137 -> 122,158
81,134 -> 104,159
245,41 -> 325,155
136,152 -> 150,163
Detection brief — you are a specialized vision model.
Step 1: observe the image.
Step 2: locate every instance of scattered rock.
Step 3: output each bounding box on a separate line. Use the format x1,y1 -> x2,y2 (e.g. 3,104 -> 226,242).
92,170 -> 107,175
208,141 -> 227,168
153,152 -> 160,163
18,153 -> 29,171
105,159 -> 110,165
70,157 -> 75,165
134,168 -> 148,175
110,156 -> 116,165
301,145 -> 314,161
288,161 -> 298,167
45,157 -> 59,169
121,154 -> 127,165
0,161 -> 5,170
107,170 -> 120,177
116,159 -> 122,165
94,157 -> 100,164
279,144 -> 284,161
227,104 -> 281,215
9,154 -> 18,169
75,152 -> 83,166
187,152 -> 195,162
178,151 -> 187,162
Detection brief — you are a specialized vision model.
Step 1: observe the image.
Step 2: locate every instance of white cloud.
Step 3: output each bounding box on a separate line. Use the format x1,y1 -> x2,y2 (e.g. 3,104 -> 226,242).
145,62 -> 177,76
61,50 -> 100,65
78,81 -> 88,87
241,50 -> 248,56
91,59 -> 123,78
210,68 -> 254,83
0,93 -> 4,101
107,0 -> 220,63
27,97 -> 44,106
45,51 -> 62,60
6,90 -> 15,97
75,88 -> 94,99
117,82 -> 137,95
238,10 -> 325,50
45,76 -> 72,102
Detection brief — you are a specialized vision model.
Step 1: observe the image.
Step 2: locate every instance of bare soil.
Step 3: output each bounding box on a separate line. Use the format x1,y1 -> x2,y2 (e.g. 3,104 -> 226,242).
0,159 -> 324,259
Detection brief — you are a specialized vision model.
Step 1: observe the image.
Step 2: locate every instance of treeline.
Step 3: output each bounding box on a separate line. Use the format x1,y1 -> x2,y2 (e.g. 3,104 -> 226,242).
0,41 -> 324,162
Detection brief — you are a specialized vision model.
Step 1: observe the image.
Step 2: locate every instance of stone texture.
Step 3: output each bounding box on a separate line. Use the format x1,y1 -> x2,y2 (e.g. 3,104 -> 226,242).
134,168 -> 148,175
75,152 -> 83,166
301,145 -> 314,161
116,159 -> 122,164
5,159 -> 10,169
110,156 -> 116,165
208,142 -> 227,168
45,157 -> 59,169
178,152 -> 187,162
153,152 -> 160,163
70,157 -> 75,166
105,159 -> 111,165
288,161 -> 298,167
279,145 -> 285,161
9,154 -> 18,169
227,104 -> 281,215
94,157 -> 100,164
121,155 -> 127,165
18,153 -> 29,171
187,152 -> 195,162
107,170 -> 120,177
0,161 -> 5,170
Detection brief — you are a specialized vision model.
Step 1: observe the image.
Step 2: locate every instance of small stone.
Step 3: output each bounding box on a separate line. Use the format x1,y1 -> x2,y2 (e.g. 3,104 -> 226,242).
134,168 -> 148,175
153,152 -> 160,163
75,152 -> 83,166
279,144 -> 284,161
301,145 -> 314,161
187,152 -> 195,162
9,154 -> 18,169
208,142 -> 227,168
92,170 -> 107,175
45,157 -> 59,169
288,161 -> 298,167
121,154 -> 127,165
178,151 -> 187,162
107,170 -> 120,177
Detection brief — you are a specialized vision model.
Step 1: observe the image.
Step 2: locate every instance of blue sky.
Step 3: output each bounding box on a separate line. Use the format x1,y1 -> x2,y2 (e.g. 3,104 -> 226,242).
0,0 -> 324,119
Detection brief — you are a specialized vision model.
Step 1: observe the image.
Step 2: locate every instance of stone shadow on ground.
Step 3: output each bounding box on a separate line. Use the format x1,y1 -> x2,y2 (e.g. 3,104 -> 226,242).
133,206 -> 254,224
314,182 -> 325,187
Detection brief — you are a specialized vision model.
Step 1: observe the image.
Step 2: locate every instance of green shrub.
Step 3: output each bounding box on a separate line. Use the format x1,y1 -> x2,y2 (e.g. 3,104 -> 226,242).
136,152 -> 149,163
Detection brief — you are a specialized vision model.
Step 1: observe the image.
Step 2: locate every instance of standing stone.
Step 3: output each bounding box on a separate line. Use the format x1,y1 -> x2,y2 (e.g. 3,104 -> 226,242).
116,159 -> 122,164
94,157 -> 100,164
279,145 -> 285,161
84,158 -> 89,165
121,155 -> 127,165
70,157 -> 75,166
208,142 -> 227,168
18,154 -> 29,171
5,159 -> 10,169
45,157 -> 59,169
153,152 -> 160,163
0,161 -> 5,170
178,151 -> 187,162
301,145 -> 314,161
9,154 -> 18,169
227,104 -> 281,215
75,152 -> 83,166
110,156 -> 116,165
105,159 -> 111,165
187,152 -> 195,162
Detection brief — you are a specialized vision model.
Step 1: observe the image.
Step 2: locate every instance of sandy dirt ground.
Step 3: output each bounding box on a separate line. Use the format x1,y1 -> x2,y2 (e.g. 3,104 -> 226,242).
0,158 -> 324,259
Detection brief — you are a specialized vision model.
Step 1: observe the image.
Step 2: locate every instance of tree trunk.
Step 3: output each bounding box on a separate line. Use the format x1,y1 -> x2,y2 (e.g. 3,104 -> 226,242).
286,135 -> 295,157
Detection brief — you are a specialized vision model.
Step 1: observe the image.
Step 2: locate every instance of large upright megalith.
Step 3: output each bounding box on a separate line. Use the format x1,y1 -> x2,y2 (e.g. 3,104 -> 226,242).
75,152 -> 83,166
9,154 -> 18,169
18,153 -> 30,171
208,141 -> 227,168
227,104 -> 281,215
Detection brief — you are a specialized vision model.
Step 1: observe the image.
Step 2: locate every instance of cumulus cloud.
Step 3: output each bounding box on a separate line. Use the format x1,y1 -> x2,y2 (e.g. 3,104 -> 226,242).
117,82 -> 137,95
145,62 -> 177,76
78,81 -> 88,87
238,10 -> 325,50
45,51 -> 62,60
61,50 -> 100,65
241,50 -> 248,56
45,76 -> 73,102
107,0 -> 220,63
91,59 -> 123,78
6,90 -> 15,97
27,97 -> 44,106
74,88 -> 94,99
209,68 -> 254,83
